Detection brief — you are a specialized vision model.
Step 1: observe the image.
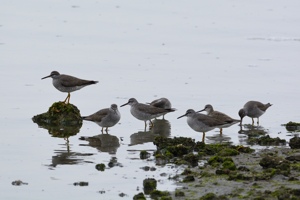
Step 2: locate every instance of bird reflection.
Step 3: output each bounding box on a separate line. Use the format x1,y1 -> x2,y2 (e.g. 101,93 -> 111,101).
239,124 -> 268,136
79,133 -> 120,154
206,132 -> 232,144
238,124 -> 269,144
130,119 -> 171,146
49,146 -> 94,168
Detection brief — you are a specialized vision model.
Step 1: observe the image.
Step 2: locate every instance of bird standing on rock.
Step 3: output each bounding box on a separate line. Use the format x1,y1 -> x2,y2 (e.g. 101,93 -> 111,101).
42,71 -> 98,104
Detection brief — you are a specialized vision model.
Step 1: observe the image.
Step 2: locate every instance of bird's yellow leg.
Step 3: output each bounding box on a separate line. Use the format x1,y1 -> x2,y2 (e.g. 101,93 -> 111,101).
63,93 -> 71,104
220,128 -> 223,135
202,132 -> 206,142
67,93 -> 71,104
149,120 -> 154,127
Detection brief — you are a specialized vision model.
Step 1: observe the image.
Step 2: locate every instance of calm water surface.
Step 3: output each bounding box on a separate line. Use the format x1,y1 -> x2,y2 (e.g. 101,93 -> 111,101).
1,0 -> 300,199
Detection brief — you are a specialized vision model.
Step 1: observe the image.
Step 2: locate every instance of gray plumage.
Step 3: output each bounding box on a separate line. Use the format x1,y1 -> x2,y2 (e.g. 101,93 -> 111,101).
238,101 -> 272,125
178,109 -> 231,142
121,98 -> 175,129
82,104 -> 121,133
148,97 -> 176,119
198,104 -> 240,134
42,71 -> 98,104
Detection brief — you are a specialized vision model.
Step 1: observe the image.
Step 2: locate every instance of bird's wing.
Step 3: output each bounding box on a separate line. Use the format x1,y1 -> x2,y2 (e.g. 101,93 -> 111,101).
256,102 -> 268,111
211,111 -> 239,123
197,114 -> 229,126
151,99 -> 165,108
83,109 -> 109,122
60,75 -> 95,87
137,104 -> 168,115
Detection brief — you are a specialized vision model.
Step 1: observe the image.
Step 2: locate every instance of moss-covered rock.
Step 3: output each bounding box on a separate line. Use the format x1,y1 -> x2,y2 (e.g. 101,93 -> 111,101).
248,135 -> 286,146
133,192 -> 146,200
73,181 -> 88,186
95,163 -> 106,171
259,155 -> 290,170
182,175 -> 195,182
183,153 -> 199,167
199,193 -> 229,200
175,190 -> 185,197
258,155 -> 290,177
150,190 -> 170,199
217,148 -> 240,156
289,136 -> 300,149
143,178 -> 157,194
140,150 -> 151,160
32,102 -> 82,138
33,102 -> 82,125
284,121 -> 300,132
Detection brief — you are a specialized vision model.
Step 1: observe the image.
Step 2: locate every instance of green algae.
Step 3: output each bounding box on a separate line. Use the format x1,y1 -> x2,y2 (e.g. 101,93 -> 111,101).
133,192 -> 146,200
259,155 -> 290,171
73,181 -> 88,186
153,136 -> 254,168
140,150 -> 151,160
289,136 -> 300,149
33,102 -> 82,126
95,163 -> 106,171
32,102 -> 82,138
183,175 -> 195,182
143,178 -> 157,194
175,190 -> 185,197
199,193 -> 229,200
183,153 -> 199,167
150,190 -> 170,199
248,135 -> 286,146
283,121 -> 300,132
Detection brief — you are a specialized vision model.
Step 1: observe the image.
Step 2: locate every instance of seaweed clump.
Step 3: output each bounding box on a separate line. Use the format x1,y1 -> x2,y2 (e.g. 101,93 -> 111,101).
143,178 -> 157,194
32,102 -> 82,138
33,102 -> 82,125
289,136 -> 300,149
133,192 -> 146,200
284,121 -> 300,132
259,154 -> 291,178
248,135 -> 286,146
153,136 -> 254,167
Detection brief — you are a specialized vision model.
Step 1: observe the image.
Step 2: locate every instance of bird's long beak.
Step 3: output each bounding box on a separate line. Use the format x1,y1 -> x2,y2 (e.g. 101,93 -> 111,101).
177,113 -> 187,119
196,108 -> 205,113
120,102 -> 129,107
41,75 -> 51,80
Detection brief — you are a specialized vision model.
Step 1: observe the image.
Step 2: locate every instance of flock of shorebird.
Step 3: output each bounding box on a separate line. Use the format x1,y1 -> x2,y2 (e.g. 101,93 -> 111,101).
42,71 -> 272,142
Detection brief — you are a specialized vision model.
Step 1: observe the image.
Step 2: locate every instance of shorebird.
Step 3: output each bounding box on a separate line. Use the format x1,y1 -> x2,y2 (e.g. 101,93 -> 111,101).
148,97 -> 175,119
178,109 -> 231,142
238,101 -> 272,125
42,71 -> 98,104
121,98 -> 175,129
198,104 -> 240,134
82,104 -> 121,133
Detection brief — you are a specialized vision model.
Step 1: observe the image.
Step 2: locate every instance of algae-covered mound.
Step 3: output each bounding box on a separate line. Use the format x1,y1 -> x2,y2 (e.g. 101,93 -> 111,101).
33,102 -> 82,125
283,121 -> 300,132
153,136 -> 254,167
32,102 -> 82,138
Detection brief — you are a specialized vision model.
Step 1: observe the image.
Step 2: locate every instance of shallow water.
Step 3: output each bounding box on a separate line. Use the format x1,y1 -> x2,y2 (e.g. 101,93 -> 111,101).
1,0 -> 300,199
